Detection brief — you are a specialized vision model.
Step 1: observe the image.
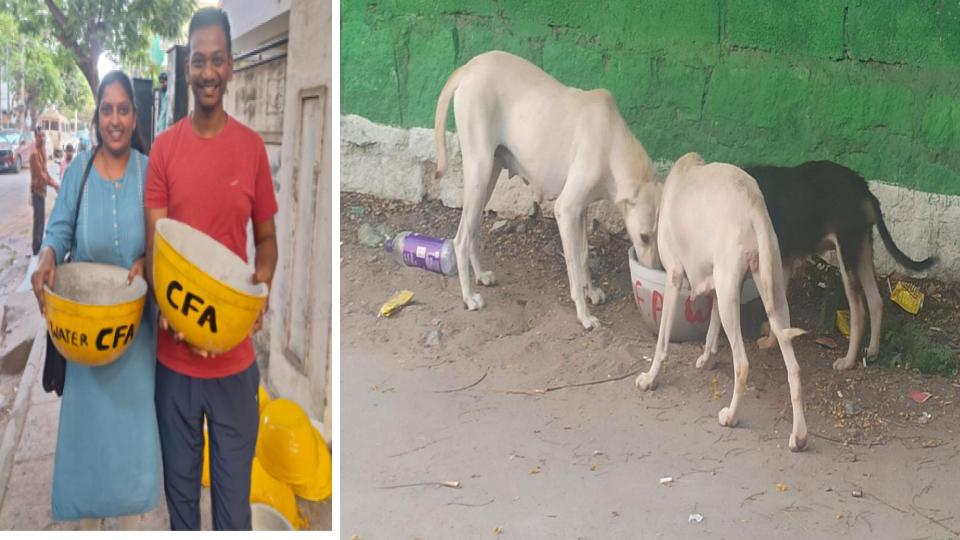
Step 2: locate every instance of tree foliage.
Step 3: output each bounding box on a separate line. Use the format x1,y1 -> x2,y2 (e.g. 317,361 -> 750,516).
6,0 -> 195,96
0,8 -> 93,125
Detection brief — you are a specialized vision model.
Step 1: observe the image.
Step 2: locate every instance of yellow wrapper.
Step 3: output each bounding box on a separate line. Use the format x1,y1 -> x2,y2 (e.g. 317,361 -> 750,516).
379,290 -> 414,318
891,281 -> 924,315
836,310 -> 850,338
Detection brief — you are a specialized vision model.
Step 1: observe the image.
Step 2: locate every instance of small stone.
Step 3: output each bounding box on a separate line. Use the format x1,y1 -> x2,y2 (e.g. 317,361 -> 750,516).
366,254 -> 378,263
423,329 -> 441,347
374,222 -> 395,239
516,222 -> 527,234
851,489 -> 863,498
358,223 -> 384,248
843,400 -> 858,416
490,220 -> 512,235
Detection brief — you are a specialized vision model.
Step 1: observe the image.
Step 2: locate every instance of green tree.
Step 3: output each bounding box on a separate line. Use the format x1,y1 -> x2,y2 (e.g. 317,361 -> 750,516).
10,0 -> 195,96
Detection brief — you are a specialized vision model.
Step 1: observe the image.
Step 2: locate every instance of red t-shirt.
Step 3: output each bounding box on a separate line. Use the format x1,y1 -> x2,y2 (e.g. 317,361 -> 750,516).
145,115 -> 278,378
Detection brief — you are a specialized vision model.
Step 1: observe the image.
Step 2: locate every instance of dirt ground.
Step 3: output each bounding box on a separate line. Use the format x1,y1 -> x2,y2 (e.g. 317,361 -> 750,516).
340,192 -> 960,539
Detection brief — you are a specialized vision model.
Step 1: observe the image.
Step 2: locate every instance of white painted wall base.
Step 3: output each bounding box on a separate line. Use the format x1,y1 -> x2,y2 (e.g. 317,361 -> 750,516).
341,114 -> 957,281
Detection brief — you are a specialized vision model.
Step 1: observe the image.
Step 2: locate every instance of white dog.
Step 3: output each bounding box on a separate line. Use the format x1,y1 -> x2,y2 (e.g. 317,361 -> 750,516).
634,153 -> 808,452
434,50 -> 661,329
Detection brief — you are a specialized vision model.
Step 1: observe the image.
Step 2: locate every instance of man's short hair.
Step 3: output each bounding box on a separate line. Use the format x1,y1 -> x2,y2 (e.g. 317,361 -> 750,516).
159,72 -> 168,81
188,7 -> 232,55
65,144 -> 75,152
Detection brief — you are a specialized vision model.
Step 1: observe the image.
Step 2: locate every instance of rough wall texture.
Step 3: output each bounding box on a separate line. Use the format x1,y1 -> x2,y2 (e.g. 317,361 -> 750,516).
341,1 -> 960,196
341,114 -> 956,281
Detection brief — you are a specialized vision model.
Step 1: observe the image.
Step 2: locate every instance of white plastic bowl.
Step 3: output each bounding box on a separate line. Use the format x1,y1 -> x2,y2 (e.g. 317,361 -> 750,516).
628,246 -> 760,342
251,503 -> 295,531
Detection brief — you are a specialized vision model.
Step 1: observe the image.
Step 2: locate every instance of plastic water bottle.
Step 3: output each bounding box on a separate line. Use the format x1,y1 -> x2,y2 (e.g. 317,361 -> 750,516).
384,232 -> 457,276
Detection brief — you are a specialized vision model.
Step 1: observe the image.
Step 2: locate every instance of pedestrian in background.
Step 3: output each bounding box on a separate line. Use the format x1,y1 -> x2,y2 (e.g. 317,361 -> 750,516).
29,126 -> 60,255
155,72 -> 170,134
59,143 -> 75,180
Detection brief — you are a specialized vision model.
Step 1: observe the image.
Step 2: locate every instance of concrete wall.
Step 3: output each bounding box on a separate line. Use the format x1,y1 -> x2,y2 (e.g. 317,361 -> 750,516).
269,0 -> 333,422
341,1 -> 960,196
341,2 -> 959,280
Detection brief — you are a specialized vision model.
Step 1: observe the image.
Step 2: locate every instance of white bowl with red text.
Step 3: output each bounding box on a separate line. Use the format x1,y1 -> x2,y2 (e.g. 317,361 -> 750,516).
628,247 -> 760,342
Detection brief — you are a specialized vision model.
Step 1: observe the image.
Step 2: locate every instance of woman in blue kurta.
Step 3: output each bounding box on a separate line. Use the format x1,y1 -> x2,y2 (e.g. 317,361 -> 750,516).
31,71 -> 160,528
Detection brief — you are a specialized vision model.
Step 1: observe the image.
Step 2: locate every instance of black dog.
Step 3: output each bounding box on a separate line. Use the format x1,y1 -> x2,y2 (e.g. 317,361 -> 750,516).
744,160 -> 936,370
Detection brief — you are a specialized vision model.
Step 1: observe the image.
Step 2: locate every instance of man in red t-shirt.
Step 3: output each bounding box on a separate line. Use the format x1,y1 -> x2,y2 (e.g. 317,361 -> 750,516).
144,7 -> 278,531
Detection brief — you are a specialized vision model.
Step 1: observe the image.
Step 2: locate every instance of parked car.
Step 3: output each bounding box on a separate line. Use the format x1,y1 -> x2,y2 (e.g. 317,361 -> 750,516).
0,130 -> 33,173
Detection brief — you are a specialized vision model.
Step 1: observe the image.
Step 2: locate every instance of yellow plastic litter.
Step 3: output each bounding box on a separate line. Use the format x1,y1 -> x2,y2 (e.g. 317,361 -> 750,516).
891,281 -> 924,315
44,262 -> 147,366
256,399 -> 321,485
250,457 -> 304,530
291,423 -> 332,502
836,310 -> 850,338
258,385 -> 271,417
378,290 -> 414,318
152,218 -> 268,354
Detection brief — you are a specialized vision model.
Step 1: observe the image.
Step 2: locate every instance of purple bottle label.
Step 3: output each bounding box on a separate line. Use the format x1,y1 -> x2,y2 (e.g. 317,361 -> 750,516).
401,234 -> 446,274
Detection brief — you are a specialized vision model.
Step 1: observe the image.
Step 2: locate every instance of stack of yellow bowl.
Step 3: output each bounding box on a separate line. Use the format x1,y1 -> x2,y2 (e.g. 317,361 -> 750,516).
200,387 -> 331,531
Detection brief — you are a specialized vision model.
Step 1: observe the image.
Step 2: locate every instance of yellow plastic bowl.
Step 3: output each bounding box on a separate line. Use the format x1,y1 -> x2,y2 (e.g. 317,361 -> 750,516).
152,218 -> 267,354
256,399 -> 319,486
291,422 -> 332,502
43,262 -> 147,366
251,458 -> 303,530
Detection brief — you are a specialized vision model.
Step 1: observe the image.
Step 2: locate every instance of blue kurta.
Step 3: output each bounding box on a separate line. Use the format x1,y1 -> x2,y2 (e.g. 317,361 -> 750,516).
41,149 -> 161,520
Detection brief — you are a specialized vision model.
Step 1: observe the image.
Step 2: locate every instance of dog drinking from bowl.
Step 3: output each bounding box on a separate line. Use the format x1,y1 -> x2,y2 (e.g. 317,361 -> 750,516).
433,50 -> 661,330
635,153 -> 808,452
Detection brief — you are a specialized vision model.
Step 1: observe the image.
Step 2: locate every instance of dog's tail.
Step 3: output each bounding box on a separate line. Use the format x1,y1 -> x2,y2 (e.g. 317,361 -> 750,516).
869,192 -> 937,271
670,152 -> 704,176
434,66 -> 466,180
751,203 -> 806,342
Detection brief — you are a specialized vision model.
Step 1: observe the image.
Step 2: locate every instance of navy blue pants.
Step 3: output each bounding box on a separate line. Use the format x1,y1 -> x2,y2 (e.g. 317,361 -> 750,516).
155,361 -> 260,531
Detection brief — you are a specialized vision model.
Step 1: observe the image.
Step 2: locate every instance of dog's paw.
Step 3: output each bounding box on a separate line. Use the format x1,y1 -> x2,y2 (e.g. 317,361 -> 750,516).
634,372 -> 657,391
718,407 -> 738,427
580,314 -> 601,330
463,293 -> 485,311
832,356 -> 857,370
586,286 -> 606,305
695,352 -> 716,370
475,270 -> 497,286
756,335 -> 777,350
789,432 -> 808,452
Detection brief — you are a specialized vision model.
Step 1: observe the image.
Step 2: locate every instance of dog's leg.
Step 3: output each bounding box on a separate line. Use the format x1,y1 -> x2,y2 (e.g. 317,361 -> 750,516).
757,258 -> 793,349
857,237 -> 883,359
714,272 -> 748,428
833,238 -> 866,370
454,155 -> 497,311
695,295 -> 721,370
469,165 -> 503,287
581,219 -> 606,306
763,286 -> 808,452
555,188 -> 599,329
636,267 -> 683,391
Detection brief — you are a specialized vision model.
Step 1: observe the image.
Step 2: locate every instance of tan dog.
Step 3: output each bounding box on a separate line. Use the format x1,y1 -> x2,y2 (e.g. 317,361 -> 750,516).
635,153 -> 808,452
434,50 -> 660,329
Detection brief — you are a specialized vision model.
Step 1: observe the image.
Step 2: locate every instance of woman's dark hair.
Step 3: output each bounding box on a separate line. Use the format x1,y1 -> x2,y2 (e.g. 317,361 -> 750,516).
188,7 -> 232,54
92,70 -> 147,155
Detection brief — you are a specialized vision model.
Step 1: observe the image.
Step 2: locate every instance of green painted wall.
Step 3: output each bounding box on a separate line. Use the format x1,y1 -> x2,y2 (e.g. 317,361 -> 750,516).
341,1 -> 960,196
